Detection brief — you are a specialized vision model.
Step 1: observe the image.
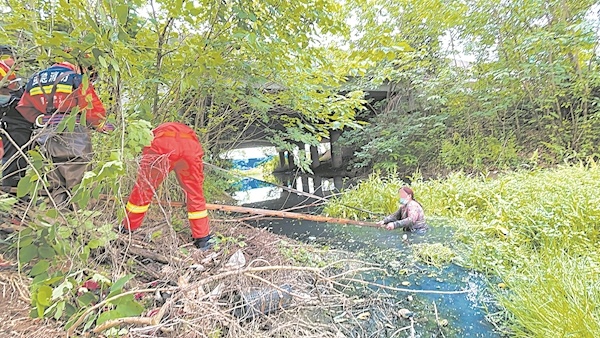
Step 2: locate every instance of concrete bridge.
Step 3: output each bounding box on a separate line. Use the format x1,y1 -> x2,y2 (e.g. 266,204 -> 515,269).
224,79 -> 416,171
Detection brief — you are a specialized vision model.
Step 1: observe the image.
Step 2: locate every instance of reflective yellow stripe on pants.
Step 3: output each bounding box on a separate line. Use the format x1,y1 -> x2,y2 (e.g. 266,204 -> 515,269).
188,210 -> 208,219
126,202 -> 150,213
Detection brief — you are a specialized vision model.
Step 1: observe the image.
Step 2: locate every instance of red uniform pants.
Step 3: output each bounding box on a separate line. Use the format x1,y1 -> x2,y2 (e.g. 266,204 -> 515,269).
122,123 -> 209,238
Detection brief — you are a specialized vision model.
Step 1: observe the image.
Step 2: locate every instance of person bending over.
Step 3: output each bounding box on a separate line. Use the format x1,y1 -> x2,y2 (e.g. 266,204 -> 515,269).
120,122 -> 211,250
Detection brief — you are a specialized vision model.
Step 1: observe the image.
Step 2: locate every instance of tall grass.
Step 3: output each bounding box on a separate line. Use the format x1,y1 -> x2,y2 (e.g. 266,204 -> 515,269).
499,249 -> 600,337
324,163 -> 600,336
322,172 -> 404,220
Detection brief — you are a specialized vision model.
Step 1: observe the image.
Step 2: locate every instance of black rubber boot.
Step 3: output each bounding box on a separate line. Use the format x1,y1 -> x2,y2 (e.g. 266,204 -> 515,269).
194,235 -> 213,251
114,225 -> 132,235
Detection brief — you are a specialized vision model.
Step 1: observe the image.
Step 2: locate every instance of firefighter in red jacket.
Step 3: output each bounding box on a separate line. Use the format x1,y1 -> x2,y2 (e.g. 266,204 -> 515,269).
120,122 -> 211,250
16,60 -> 109,209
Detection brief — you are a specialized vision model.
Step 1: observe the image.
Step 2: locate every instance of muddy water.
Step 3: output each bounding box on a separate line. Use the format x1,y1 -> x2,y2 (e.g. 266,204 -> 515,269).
231,173 -> 503,337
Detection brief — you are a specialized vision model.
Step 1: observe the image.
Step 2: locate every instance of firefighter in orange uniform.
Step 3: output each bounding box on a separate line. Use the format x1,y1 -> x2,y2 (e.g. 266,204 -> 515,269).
121,122 -> 211,250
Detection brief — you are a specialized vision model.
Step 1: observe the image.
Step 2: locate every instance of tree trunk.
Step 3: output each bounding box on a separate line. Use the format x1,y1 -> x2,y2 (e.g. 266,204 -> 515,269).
206,203 -> 380,228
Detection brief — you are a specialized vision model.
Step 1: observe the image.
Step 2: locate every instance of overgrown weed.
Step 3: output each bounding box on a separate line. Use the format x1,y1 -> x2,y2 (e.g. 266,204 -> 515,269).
411,243 -> 455,268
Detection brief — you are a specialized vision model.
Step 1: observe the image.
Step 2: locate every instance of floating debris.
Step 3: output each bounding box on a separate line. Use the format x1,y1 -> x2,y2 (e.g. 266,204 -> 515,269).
398,308 -> 414,319
357,312 -> 371,320
411,243 -> 456,267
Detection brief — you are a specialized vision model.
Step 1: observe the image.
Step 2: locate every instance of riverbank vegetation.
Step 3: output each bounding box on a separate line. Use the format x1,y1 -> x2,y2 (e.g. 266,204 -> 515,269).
333,0 -> 600,178
324,164 -> 600,336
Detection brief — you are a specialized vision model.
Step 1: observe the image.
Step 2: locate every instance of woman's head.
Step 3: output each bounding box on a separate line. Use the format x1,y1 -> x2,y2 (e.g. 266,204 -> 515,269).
398,186 -> 414,204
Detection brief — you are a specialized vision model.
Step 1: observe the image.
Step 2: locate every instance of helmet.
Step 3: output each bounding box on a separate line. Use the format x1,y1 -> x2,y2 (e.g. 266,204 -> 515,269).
0,58 -> 21,91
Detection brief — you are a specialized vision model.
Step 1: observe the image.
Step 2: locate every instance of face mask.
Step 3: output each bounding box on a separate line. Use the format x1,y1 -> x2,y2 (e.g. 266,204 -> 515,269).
399,198 -> 408,205
0,94 -> 12,106
11,86 -> 23,98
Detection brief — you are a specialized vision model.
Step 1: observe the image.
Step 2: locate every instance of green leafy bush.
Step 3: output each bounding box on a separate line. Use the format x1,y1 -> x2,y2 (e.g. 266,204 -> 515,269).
440,133 -> 521,171
339,109 -> 447,174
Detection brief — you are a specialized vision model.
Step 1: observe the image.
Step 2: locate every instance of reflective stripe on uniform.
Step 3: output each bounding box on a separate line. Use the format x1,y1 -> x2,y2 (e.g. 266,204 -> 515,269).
30,84 -> 73,96
155,131 -> 195,139
126,202 -> 150,213
188,210 -> 208,219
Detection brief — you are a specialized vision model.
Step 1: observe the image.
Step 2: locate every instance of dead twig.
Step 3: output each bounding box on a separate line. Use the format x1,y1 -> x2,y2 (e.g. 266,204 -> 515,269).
0,272 -> 30,302
199,265 -> 322,287
125,244 -> 172,264
433,300 -> 446,338
243,272 -> 310,300
339,277 -> 471,295
116,237 -> 189,265
92,298 -> 172,333
328,267 -> 388,279
390,325 -> 412,338
69,265 -> 322,336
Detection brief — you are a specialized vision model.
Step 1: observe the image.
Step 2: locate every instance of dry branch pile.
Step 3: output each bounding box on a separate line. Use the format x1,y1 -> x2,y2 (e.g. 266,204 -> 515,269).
82,220 -> 416,338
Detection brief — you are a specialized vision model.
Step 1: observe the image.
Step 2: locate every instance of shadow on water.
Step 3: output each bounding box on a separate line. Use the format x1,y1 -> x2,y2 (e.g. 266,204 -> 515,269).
230,169 -> 503,337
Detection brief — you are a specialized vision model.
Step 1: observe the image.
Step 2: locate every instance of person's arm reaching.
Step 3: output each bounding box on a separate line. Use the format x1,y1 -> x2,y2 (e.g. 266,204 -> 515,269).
377,207 -> 404,229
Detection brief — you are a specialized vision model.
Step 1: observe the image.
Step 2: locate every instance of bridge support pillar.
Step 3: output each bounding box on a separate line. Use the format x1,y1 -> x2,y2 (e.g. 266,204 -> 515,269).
278,150 -> 287,170
334,176 -> 343,191
330,129 -> 342,169
288,149 -> 297,170
310,145 -> 320,169
313,175 -> 323,196
301,175 -> 310,192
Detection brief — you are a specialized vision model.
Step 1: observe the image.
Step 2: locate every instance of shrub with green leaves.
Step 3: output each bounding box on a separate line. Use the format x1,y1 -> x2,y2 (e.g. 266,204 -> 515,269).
440,133 -> 521,171
6,210 -> 144,325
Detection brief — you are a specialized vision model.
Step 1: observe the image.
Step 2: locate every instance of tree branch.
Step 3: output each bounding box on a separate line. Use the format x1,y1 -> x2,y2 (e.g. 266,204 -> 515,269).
92,298 -> 172,334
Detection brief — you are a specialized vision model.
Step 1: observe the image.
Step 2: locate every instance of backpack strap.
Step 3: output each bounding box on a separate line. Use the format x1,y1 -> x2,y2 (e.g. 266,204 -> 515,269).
36,70 -> 76,114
